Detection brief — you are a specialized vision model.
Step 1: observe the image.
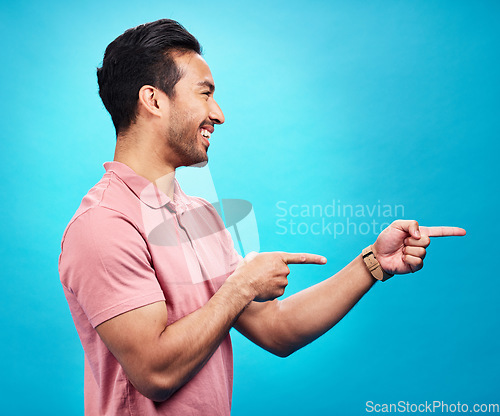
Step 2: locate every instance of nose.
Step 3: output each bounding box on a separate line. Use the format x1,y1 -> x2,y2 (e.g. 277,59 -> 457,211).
209,99 -> 225,125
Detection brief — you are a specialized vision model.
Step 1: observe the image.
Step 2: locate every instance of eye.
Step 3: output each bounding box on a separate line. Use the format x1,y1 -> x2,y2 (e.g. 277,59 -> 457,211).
200,90 -> 212,101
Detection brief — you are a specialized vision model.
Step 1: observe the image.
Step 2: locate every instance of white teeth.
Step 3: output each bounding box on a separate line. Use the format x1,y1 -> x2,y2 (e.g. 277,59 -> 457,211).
200,129 -> 211,139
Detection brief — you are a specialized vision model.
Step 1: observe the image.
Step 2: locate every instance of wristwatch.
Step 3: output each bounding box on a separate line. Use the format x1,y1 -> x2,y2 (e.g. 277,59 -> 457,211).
362,245 -> 393,282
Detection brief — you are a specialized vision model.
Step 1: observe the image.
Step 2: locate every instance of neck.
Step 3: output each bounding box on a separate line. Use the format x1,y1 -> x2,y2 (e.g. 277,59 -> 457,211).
114,129 -> 176,199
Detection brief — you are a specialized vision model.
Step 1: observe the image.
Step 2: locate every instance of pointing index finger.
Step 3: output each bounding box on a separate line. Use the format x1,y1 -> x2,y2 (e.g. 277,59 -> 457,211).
281,252 -> 328,265
420,226 -> 467,237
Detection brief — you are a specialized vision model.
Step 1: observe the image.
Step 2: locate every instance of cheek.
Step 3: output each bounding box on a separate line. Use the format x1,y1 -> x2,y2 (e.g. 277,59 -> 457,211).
170,100 -> 206,130
180,105 -> 200,122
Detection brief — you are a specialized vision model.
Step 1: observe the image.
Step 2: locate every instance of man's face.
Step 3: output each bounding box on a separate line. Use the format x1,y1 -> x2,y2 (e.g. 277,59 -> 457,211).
164,52 -> 225,167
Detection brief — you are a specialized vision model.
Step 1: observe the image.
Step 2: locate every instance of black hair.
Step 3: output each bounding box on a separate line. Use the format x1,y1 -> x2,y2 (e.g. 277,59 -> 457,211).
97,19 -> 202,134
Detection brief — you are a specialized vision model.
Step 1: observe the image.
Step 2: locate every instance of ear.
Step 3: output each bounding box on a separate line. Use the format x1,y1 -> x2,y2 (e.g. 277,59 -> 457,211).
137,85 -> 169,118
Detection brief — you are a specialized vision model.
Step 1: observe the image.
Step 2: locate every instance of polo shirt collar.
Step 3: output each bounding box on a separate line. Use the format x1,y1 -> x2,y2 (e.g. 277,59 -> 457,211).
103,161 -> 192,210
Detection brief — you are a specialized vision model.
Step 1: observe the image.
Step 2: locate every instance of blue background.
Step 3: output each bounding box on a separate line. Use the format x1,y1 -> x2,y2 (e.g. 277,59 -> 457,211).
1,0 -> 498,414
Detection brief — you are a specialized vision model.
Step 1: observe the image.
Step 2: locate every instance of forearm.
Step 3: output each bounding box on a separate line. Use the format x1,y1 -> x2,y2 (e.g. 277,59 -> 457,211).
149,251 -> 321,395
274,254 -> 376,354
149,279 -> 251,399
238,254 -> 376,357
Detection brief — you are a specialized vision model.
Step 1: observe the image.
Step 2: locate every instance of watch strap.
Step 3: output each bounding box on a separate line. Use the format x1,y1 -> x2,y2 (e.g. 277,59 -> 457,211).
362,245 -> 393,282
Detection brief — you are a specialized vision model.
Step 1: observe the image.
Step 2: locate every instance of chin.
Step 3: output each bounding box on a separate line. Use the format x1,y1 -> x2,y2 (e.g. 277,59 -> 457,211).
181,154 -> 208,168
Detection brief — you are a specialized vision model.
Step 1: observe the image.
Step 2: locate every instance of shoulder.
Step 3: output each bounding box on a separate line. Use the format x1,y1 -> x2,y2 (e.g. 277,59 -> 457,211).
61,170 -> 145,250
63,204 -> 139,240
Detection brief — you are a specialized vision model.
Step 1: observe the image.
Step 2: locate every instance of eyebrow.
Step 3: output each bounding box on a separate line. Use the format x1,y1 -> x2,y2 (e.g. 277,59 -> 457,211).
197,80 -> 215,93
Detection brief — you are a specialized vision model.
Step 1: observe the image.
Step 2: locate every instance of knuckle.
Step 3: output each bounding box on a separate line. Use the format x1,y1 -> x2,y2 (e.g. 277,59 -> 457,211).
271,258 -> 282,273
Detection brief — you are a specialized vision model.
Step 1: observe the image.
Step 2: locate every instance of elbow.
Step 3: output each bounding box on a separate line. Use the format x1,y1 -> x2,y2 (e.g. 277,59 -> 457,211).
267,336 -> 312,358
273,349 -> 293,358
146,386 -> 176,403
133,372 -> 179,403
267,343 -> 297,358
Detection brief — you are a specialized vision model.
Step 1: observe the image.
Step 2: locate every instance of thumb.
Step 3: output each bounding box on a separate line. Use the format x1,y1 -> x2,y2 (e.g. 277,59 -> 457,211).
392,219 -> 421,239
235,251 -> 259,271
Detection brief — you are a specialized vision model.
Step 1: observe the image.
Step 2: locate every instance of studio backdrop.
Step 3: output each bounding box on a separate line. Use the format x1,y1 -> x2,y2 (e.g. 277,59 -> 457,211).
1,1 -> 498,415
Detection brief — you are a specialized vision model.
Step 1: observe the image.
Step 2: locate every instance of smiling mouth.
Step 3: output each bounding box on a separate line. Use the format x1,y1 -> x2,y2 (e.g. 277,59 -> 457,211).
199,126 -> 213,148
200,128 -> 211,141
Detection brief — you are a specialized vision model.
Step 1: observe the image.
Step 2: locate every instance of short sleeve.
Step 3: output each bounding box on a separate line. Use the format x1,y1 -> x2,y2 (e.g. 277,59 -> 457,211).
59,206 -> 165,328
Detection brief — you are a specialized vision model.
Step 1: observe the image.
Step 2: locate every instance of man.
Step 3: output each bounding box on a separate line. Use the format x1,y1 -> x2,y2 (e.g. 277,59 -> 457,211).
59,19 -> 465,415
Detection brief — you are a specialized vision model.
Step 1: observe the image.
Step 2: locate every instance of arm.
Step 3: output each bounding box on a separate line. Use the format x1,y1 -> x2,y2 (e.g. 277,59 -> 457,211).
96,279 -> 250,402
95,252 -> 325,402
235,220 -> 466,357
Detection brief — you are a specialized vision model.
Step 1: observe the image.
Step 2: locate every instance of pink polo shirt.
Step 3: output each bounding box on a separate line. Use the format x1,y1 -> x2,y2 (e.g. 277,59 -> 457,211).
59,161 -> 241,415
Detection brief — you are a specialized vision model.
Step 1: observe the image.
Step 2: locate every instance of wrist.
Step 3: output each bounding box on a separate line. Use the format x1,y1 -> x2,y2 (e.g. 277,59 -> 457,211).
225,270 -> 255,305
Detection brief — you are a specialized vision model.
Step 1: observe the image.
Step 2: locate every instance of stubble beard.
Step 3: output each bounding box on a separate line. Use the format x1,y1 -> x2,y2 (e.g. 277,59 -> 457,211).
166,107 -> 208,168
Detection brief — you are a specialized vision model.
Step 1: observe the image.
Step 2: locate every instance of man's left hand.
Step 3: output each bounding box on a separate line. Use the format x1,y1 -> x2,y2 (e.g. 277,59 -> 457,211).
372,220 -> 466,275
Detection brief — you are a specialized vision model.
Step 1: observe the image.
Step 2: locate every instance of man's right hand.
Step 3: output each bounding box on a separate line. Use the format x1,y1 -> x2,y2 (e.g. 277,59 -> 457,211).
230,251 -> 327,302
